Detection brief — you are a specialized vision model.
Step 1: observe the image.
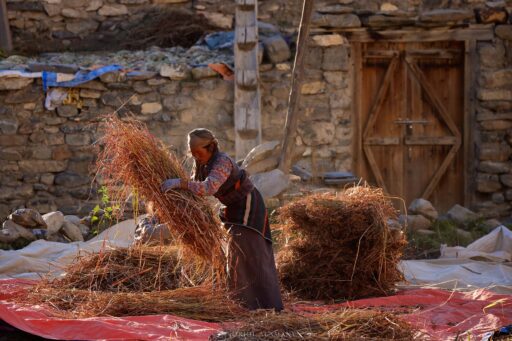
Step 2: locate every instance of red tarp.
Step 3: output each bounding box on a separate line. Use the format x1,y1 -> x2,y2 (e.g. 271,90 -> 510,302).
1,279 -> 511,340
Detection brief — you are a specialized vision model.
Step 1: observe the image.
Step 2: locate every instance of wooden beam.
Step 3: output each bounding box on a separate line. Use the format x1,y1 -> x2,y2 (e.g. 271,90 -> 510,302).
364,137 -> 400,145
337,27 -> 494,42
0,0 -> 12,52
278,0 -> 314,174
404,136 -> 458,145
351,42 -> 363,179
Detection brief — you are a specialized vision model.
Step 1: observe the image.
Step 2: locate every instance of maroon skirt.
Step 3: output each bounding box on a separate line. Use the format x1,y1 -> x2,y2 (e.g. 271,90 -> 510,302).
221,188 -> 283,311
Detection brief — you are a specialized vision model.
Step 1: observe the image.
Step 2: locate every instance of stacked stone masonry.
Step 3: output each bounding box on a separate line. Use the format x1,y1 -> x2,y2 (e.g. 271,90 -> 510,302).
2,0 -> 512,219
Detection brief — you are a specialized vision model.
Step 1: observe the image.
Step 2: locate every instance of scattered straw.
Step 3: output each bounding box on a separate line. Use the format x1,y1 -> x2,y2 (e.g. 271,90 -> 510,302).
95,115 -> 227,275
277,186 -> 407,300
212,308 -> 418,340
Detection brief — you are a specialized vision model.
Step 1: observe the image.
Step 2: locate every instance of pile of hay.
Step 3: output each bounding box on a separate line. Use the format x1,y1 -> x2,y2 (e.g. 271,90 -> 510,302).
96,116 -> 227,276
277,186 -> 407,300
50,246 -> 210,292
212,308 -> 418,340
17,246 -> 245,321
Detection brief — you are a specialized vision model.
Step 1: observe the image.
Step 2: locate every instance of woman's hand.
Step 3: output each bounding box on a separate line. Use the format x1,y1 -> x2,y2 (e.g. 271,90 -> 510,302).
161,178 -> 181,192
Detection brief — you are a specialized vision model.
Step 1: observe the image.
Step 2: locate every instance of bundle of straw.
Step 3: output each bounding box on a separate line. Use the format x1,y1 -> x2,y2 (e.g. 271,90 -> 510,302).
277,186 -> 406,300
95,116 -> 227,274
212,308 -> 418,340
21,286 -> 245,321
50,246 -> 210,292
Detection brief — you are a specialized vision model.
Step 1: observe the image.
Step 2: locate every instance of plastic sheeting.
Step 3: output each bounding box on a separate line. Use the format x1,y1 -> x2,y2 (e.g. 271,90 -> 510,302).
399,226 -> 512,293
0,220 -> 136,280
1,279 -> 512,340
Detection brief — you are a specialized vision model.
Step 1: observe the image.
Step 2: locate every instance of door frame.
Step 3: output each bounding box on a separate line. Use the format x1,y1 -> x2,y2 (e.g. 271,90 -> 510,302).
349,27 -> 491,209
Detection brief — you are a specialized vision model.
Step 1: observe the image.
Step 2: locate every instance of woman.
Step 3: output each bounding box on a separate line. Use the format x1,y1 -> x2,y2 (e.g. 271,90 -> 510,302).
161,128 -> 283,311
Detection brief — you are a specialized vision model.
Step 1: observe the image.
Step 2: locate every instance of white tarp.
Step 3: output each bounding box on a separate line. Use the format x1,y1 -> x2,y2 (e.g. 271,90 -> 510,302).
0,220 -> 136,280
399,226 -> 512,293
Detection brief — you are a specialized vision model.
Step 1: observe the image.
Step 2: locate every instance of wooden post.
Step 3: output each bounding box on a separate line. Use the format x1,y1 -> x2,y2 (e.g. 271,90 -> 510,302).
0,0 -> 12,52
234,0 -> 261,160
278,0 -> 314,174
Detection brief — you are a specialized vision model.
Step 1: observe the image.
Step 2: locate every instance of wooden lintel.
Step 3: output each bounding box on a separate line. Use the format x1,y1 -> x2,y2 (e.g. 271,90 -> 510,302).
0,0 -> 12,52
339,27 -> 494,42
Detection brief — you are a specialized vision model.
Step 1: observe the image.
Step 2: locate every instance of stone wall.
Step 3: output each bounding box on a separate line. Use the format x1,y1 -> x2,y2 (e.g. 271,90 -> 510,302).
0,36 -> 349,219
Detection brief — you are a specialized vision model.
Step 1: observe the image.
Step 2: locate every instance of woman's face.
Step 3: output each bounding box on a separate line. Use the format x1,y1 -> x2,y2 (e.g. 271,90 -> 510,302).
190,146 -> 212,165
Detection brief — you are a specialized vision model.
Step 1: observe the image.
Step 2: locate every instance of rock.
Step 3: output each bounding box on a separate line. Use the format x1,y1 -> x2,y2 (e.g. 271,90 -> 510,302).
9,209 -> 46,228
19,160 -> 67,173
415,229 -> 436,236
500,174 -> 512,187
42,211 -> 65,234
61,221 -> 84,242
61,8 -> 85,18
482,218 -> 502,232
191,66 -> 217,79
316,4 -> 352,14
98,4 -> 128,16
57,105 -> 79,117
0,116 -> 18,135
363,15 -> 416,28
495,25 -> 512,40
480,69 -> 512,88
479,143 -> 512,162
55,172 -> 90,187
404,214 -> 432,231
80,89 -> 102,99
86,0 -> 103,11
199,11 -> 233,29
141,102 -> 162,114
301,81 -> 326,95
477,173 -> 502,193
311,34 -> 345,47
65,133 -> 91,146
31,228 -> 47,240
323,46 -> 349,71
312,13 -> 361,28
409,198 -> 438,221
298,121 -> 335,146
159,64 -> 190,80
262,35 -> 291,64
419,9 -> 474,23
492,192 -> 505,204
0,77 -> 33,90
66,20 -> 99,35
242,141 -> 280,167
2,220 -> 36,242
250,169 -> 290,199
478,89 -> 512,101
475,6 -> 508,24
478,161 -> 510,173
381,3 -> 399,11
447,204 -> 479,226
64,215 -> 81,225
46,232 -> 68,243
78,224 -> 90,237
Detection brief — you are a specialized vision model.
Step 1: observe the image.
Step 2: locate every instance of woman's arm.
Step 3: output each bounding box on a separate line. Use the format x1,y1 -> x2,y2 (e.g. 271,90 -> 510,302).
186,156 -> 232,196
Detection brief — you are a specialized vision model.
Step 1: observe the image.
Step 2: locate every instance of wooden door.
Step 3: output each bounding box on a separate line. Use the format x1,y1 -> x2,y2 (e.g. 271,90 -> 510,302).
355,42 -> 465,212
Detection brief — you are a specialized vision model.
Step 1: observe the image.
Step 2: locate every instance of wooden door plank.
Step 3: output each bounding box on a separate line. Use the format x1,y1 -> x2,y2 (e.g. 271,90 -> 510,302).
405,58 -> 461,144
362,56 -> 399,139
421,144 -> 460,199
405,136 -> 458,145
363,145 -> 389,192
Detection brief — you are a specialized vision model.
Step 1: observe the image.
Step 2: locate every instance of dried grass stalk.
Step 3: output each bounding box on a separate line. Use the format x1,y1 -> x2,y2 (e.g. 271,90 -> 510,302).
277,186 -> 407,300
212,308 -> 418,340
95,115 -> 227,275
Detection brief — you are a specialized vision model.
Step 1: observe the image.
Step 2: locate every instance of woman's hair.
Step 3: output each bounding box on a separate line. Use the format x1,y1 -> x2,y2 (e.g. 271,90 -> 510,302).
188,128 -> 219,154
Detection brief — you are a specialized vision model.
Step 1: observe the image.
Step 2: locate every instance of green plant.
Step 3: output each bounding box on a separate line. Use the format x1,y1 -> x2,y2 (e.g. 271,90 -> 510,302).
90,186 -> 120,236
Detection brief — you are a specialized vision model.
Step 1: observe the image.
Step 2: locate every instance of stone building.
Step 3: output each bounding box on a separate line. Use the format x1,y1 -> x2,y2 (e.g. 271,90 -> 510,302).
0,0 -> 511,219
